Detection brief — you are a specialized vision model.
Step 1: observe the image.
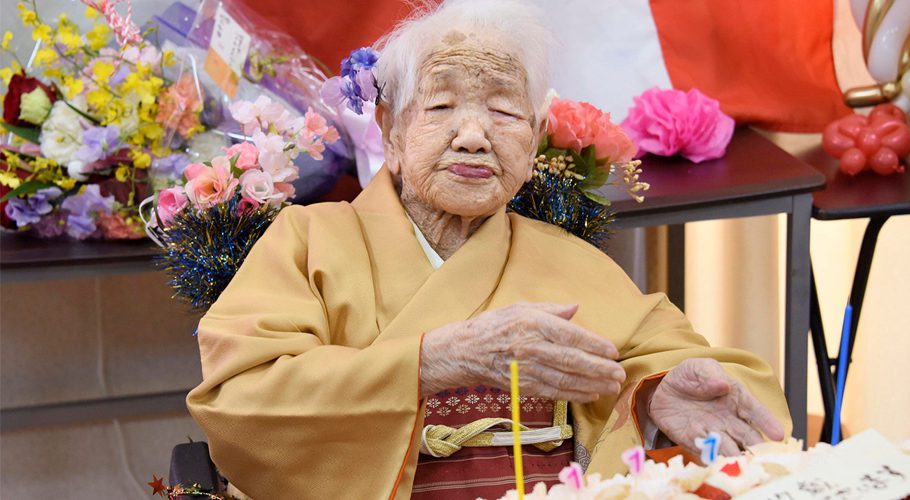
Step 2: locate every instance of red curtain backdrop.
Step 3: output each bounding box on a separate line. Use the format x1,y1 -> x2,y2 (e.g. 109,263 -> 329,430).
650,0 -> 852,132
239,0 -> 413,73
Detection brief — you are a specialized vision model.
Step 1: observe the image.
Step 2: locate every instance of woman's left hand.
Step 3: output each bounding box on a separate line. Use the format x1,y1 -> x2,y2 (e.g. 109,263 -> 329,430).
648,358 -> 785,457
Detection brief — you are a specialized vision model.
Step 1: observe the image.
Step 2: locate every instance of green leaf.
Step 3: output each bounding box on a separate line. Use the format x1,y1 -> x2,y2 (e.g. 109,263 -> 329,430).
537,134 -> 549,155
582,190 -> 612,206
568,150 -> 591,178
62,100 -> 101,125
580,166 -> 610,191
0,180 -> 56,202
0,122 -> 41,144
582,145 -> 596,166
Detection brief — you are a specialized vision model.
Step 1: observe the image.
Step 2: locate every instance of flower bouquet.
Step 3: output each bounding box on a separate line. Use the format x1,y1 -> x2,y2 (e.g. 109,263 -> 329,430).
165,0 -> 354,202
508,97 -> 649,248
146,96 -> 338,310
0,1 -> 210,239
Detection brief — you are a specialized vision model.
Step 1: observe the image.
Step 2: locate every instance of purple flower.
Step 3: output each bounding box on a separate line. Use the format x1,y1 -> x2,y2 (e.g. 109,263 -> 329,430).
4,187 -> 63,227
60,185 -> 114,239
151,153 -> 190,179
31,211 -> 66,238
109,65 -> 130,86
76,125 -> 122,164
348,48 -> 379,72
322,48 -> 381,116
354,69 -> 378,102
320,76 -> 346,108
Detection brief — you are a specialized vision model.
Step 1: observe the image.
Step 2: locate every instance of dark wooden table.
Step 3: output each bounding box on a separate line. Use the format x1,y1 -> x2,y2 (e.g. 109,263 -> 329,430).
0,233 -> 160,283
0,139 -> 824,438
608,127 -> 827,441
794,144 -> 910,443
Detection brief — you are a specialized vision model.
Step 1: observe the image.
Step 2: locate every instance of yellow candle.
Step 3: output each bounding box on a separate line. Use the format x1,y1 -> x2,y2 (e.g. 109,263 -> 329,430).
510,360 -> 525,499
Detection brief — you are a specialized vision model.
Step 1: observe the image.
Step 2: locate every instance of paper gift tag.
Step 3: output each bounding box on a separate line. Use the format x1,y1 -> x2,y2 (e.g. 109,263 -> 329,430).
203,3 -> 251,98
738,429 -> 910,500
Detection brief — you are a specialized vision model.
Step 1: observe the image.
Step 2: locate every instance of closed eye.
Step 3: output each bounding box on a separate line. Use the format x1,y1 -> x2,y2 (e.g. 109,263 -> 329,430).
492,109 -> 520,119
427,103 -> 452,111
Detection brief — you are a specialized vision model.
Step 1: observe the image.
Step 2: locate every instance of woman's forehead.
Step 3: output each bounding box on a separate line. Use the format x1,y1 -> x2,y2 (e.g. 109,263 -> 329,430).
417,42 -> 529,96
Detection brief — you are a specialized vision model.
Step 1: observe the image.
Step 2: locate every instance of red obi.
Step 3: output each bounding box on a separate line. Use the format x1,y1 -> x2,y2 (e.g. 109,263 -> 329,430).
411,385 -> 573,500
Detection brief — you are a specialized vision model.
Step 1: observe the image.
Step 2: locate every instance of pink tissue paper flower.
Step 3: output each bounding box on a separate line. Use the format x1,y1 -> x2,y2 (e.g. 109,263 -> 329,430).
183,158 -> 239,209
156,186 -> 188,226
621,87 -> 734,164
548,98 -> 637,164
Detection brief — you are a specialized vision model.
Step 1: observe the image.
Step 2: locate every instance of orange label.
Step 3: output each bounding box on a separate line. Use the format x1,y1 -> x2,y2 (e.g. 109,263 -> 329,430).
204,47 -> 238,98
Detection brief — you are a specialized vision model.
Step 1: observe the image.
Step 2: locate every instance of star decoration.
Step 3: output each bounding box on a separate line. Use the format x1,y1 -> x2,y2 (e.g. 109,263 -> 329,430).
148,475 -> 167,496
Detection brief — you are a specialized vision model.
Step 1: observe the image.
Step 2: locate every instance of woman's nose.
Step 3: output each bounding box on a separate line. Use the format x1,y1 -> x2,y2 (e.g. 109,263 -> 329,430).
451,116 -> 493,154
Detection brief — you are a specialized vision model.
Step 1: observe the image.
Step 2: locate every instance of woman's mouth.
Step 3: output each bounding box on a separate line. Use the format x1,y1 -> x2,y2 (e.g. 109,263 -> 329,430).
447,164 -> 494,179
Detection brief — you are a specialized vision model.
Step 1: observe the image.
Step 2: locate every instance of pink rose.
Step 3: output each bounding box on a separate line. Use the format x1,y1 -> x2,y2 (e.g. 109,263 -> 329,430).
621,87 -> 734,164
252,131 -> 297,182
224,142 -> 259,170
156,186 -> 188,226
184,159 -> 240,209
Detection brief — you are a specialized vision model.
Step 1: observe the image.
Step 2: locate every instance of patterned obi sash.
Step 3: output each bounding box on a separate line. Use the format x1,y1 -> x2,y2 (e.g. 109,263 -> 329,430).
411,385 -> 574,500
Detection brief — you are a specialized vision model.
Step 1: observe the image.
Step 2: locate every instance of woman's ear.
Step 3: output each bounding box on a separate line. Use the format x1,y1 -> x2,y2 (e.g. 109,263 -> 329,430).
375,103 -> 401,175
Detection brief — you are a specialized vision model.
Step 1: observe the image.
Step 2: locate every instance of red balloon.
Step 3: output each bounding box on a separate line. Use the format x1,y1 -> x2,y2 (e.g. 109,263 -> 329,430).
822,104 -> 910,176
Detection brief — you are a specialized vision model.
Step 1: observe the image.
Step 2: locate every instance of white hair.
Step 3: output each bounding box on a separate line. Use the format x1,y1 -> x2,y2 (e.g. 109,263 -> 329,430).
374,0 -> 553,122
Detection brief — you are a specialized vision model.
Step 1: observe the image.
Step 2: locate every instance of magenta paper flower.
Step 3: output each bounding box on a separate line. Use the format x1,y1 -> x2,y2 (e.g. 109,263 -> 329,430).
621,87 -> 734,164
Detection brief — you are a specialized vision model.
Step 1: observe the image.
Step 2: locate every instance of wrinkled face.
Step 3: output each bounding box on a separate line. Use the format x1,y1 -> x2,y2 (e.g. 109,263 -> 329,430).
382,31 -> 542,218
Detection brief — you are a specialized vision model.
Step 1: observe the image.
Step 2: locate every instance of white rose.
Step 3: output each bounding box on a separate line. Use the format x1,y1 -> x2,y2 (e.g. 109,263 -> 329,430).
239,169 -> 285,207
40,98 -> 90,165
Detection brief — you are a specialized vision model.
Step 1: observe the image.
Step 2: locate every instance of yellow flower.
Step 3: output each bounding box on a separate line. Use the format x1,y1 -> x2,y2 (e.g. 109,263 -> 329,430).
0,170 -> 22,189
33,157 -> 54,171
162,50 -> 175,67
56,26 -> 83,53
17,5 -> 38,26
2,31 -> 12,50
61,75 -> 84,99
92,61 -> 115,83
85,6 -> 100,20
33,47 -> 58,66
0,67 -> 13,85
115,165 -> 131,182
42,67 -> 62,80
32,24 -> 53,44
86,23 -> 109,51
86,88 -> 111,111
131,151 -> 151,169
55,177 -> 76,190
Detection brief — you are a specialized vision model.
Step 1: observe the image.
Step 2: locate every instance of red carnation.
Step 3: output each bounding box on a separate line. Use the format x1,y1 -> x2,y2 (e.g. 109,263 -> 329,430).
2,72 -> 58,127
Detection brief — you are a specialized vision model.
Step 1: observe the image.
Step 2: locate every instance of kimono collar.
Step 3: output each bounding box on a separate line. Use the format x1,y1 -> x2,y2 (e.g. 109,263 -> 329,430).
351,166 -> 512,336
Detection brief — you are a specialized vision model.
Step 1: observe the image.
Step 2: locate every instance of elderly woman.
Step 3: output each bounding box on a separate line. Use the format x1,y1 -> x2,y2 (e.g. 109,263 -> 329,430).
186,1 -> 792,498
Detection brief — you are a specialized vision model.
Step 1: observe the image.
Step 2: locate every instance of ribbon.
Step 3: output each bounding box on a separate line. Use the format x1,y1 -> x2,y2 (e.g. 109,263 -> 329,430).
81,0 -> 142,47
418,400 -> 573,458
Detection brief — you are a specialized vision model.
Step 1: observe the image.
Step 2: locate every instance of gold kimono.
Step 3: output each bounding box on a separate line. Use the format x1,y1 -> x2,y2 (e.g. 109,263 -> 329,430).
186,167 -> 792,499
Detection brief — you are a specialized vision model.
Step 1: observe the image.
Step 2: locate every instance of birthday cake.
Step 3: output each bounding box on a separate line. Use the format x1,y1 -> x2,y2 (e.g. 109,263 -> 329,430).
490,430 -> 910,500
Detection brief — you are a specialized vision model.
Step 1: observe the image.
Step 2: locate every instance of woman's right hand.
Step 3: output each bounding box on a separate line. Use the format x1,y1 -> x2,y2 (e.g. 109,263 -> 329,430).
419,302 -> 625,402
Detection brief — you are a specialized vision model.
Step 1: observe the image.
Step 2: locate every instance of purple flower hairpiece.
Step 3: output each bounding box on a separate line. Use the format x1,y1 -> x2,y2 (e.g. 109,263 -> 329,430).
321,47 -> 382,116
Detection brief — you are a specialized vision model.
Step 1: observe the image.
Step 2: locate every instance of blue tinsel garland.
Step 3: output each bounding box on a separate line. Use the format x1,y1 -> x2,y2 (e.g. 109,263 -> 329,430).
508,170 -> 615,249
156,198 -> 281,311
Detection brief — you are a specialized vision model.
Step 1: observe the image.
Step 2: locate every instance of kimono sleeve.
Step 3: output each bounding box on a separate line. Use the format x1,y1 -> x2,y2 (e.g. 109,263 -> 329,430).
186,206 -> 423,500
